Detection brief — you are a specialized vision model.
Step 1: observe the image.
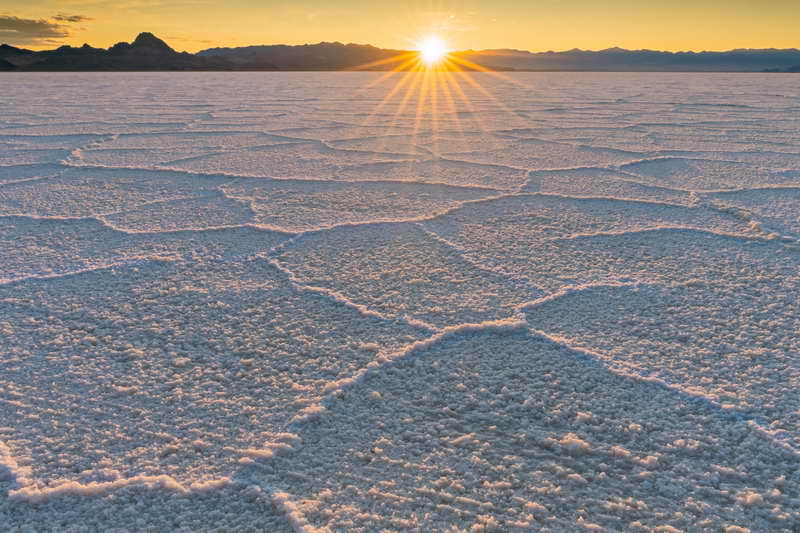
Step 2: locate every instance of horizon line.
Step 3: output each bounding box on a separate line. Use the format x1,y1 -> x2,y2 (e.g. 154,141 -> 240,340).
7,35 -> 800,56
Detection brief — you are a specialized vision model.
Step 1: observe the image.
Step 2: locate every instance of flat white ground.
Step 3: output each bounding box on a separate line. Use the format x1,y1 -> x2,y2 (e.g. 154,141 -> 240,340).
1,72 -> 799,532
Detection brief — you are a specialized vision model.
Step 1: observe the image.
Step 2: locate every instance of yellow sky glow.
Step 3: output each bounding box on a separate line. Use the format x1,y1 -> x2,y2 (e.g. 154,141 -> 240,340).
2,1 -> 798,53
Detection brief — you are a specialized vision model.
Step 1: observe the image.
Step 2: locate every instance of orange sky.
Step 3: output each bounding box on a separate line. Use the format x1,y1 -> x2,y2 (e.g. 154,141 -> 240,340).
2,1 -> 798,53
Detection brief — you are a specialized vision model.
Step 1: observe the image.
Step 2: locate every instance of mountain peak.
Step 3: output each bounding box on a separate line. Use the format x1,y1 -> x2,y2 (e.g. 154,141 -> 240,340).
131,32 -> 173,51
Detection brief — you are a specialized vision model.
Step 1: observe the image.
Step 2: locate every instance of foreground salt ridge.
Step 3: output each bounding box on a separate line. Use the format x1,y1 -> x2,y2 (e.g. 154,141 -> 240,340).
3,283 -> 797,530
287,273 -> 800,434
286,318 -> 529,428
0,258 -> 427,487
270,284 -> 799,529
6,305 -> 779,527
3,73 -> 800,531
8,473 -> 231,504
522,277 -> 800,454
1,476 -> 295,533
253,328 -> 799,532
1,287 -> 791,508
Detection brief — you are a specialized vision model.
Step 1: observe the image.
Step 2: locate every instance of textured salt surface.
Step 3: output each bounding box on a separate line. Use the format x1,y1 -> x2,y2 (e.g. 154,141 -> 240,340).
2,72 -> 799,532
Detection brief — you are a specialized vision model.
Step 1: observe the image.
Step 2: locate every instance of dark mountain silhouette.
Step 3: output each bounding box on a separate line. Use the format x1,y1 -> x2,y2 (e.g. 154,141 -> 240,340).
455,47 -> 800,72
0,44 -> 38,68
0,33 -> 274,71
198,42 -> 405,70
1,33 -> 799,72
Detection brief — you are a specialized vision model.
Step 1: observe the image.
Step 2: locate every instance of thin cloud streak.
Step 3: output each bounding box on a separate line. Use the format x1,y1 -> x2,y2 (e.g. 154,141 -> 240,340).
53,14 -> 95,23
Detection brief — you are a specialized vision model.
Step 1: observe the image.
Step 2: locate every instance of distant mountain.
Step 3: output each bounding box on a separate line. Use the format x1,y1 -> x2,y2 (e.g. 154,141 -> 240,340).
0,44 -> 38,68
456,47 -> 800,72
1,33 -> 799,72
0,33 -> 272,71
198,42 -> 405,70
199,43 -> 800,72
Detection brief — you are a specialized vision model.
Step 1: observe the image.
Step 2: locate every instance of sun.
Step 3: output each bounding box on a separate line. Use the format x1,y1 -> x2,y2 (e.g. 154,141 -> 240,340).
418,36 -> 448,65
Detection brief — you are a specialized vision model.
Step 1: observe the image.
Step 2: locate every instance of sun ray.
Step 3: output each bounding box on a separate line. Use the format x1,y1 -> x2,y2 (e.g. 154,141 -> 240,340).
447,54 -> 521,84
388,62 -> 425,133
437,67 -> 463,137
446,58 -> 523,119
430,70 -> 440,156
356,55 -> 422,96
351,33 -> 525,168
413,68 -> 432,138
441,64 -> 490,135
359,61 -> 420,127
350,51 -> 419,72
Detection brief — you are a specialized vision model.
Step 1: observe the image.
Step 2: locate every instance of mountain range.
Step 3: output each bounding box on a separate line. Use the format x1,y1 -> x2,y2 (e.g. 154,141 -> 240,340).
0,33 -> 249,71
1,33 -> 799,72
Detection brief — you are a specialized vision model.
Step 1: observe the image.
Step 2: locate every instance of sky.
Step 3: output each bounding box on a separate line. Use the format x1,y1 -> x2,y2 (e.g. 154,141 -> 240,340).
1,0 -> 798,53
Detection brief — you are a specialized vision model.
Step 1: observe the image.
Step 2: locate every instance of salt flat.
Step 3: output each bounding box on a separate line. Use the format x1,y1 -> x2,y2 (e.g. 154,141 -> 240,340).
1,72 -> 799,532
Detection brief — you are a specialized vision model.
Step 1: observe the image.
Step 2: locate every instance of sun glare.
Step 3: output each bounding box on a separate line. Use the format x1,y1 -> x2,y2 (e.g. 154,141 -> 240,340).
354,28 -> 520,148
418,36 -> 447,65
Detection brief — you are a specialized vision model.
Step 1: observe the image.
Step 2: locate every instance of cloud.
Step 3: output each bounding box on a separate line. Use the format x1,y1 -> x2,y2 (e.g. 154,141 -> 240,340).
53,14 -> 95,23
0,15 -> 70,46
